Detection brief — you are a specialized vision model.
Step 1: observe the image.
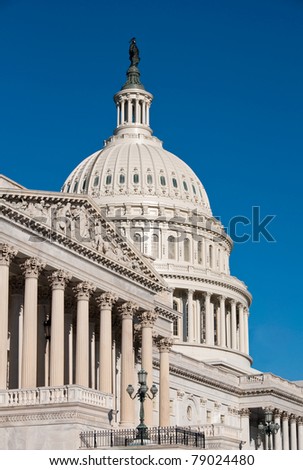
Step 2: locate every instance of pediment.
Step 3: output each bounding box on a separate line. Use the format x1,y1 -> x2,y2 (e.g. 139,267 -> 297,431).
0,189 -> 166,293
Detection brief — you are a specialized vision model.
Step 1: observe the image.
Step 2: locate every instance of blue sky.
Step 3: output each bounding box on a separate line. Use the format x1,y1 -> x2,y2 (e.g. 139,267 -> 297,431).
1,0 -> 302,381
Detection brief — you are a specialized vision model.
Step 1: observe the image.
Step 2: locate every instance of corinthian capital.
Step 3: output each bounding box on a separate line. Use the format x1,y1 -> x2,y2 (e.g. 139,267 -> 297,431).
0,243 -> 17,266
73,281 -> 95,300
118,301 -> 138,319
137,310 -> 158,327
96,292 -> 118,309
155,335 -> 174,352
20,257 -> 45,278
48,270 -> 72,289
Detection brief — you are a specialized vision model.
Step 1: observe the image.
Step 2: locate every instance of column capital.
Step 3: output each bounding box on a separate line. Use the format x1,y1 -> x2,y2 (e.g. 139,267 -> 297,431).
273,408 -> 282,419
297,416 -> 303,426
73,281 -> 95,300
48,269 -> 71,289
239,408 -> 250,417
204,291 -> 212,299
290,413 -> 297,423
96,292 -> 118,309
282,411 -> 289,421
137,309 -> 158,327
0,243 -> 17,266
155,335 -> 174,352
220,295 -> 227,302
118,301 -> 138,319
230,298 -> 237,306
20,257 -> 45,278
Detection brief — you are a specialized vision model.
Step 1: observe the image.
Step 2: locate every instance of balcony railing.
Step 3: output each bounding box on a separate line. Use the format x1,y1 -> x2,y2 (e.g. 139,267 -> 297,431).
80,426 -> 205,449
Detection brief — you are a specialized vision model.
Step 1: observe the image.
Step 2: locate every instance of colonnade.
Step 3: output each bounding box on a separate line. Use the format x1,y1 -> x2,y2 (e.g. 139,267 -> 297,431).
175,289 -> 249,354
116,95 -> 151,127
273,411 -> 303,450
0,243 -> 173,427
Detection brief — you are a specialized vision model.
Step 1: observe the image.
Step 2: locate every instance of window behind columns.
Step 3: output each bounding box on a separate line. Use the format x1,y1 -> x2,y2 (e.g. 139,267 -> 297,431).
198,240 -> 203,264
184,238 -> 190,262
151,233 -> 159,259
168,235 -> 176,259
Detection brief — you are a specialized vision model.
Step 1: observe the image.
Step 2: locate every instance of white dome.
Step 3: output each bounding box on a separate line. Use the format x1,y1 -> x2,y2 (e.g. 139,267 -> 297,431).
62,133 -> 212,215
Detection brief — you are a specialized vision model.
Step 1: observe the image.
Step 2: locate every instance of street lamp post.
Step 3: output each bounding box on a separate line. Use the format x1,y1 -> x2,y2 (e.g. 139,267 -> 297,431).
127,369 -> 158,444
257,408 -> 280,450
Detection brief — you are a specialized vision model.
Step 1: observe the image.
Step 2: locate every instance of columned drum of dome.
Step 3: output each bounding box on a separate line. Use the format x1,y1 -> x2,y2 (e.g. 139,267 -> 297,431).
62,41 -> 252,372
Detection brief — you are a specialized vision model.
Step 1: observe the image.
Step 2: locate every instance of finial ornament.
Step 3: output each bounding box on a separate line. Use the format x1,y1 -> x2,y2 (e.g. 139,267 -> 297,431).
129,37 -> 140,66
122,38 -> 144,90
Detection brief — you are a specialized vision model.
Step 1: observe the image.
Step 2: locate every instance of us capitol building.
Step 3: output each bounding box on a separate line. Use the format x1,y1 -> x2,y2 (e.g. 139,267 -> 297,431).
0,41 -> 302,450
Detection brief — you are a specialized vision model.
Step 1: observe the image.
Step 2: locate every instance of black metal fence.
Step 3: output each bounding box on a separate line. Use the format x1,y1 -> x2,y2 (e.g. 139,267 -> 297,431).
80,426 -> 205,449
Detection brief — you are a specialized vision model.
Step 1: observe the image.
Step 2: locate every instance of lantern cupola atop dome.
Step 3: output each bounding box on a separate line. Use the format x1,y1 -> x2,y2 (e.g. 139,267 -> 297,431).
114,38 -> 153,138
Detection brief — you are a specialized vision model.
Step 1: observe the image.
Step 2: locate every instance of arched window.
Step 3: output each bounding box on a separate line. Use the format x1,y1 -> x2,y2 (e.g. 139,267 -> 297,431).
172,178 -> 178,188
133,233 -> 142,252
184,238 -> 190,262
105,174 -> 112,185
183,181 -> 188,191
173,317 -> 179,336
151,233 -> 159,259
73,181 -> 79,192
192,184 -> 197,195
147,174 -> 153,184
119,173 -> 125,184
93,175 -> 99,187
168,235 -> 176,260
160,175 -> 166,186
133,173 -> 139,184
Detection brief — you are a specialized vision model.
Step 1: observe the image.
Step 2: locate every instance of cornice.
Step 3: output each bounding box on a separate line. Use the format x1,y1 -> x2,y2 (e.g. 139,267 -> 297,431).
162,273 -> 252,305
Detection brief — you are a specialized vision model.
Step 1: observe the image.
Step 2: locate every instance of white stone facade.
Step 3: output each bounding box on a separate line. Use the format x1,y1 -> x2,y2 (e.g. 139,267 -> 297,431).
0,45 -> 302,450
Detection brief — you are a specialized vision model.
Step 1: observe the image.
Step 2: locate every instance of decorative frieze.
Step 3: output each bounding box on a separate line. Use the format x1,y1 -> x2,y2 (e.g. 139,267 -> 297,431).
1,192 -> 164,292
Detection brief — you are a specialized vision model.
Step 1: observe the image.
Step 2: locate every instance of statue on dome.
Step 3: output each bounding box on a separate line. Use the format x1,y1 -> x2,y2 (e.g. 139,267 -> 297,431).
129,37 -> 140,66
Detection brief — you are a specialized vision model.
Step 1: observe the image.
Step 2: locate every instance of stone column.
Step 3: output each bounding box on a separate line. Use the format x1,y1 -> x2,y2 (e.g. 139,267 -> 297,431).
297,417 -> 303,450
156,336 -> 173,427
118,301 -> 137,427
273,409 -> 282,450
187,289 -> 194,342
9,276 -> 24,389
219,296 -> 226,347
0,244 -> 17,388
238,304 -> 245,353
290,414 -> 297,450
137,310 -> 158,426
20,258 -> 45,388
244,307 -> 249,354
96,292 -> 118,394
282,412 -> 289,450
231,300 -> 237,350
73,281 -> 95,387
195,297 -> 201,343
240,408 -> 250,450
48,270 -> 71,386
205,292 -> 213,345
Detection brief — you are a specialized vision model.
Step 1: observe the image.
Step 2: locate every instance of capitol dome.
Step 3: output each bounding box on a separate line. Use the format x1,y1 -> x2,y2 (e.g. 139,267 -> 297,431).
62,49 -> 211,216
62,135 -> 211,215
